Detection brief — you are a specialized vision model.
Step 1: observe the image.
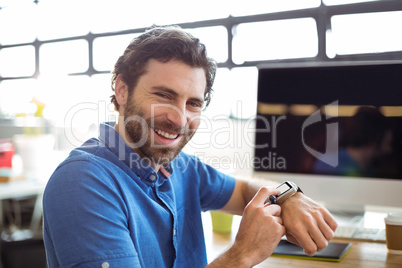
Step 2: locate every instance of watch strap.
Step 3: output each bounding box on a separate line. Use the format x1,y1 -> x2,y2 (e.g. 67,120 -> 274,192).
297,185 -> 303,194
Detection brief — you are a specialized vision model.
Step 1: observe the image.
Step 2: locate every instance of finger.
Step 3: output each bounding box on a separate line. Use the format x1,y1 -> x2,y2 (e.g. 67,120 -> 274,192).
303,213 -> 334,253
265,204 -> 282,217
263,188 -> 280,205
270,188 -> 281,196
280,224 -> 286,237
316,208 -> 337,241
324,212 -> 338,232
285,233 -> 299,245
301,238 -> 317,256
290,228 -> 318,256
303,242 -> 318,256
309,226 -> 329,252
318,218 -> 336,241
273,216 -> 283,225
250,187 -> 272,206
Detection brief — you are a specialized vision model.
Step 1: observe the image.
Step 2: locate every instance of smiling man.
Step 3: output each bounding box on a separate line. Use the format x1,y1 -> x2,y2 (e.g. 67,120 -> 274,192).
43,26 -> 337,268
115,59 -> 205,169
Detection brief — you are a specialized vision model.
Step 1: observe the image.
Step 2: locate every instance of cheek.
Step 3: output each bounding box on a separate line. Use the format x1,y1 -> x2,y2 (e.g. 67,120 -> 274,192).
151,105 -> 176,118
187,114 -> 201,130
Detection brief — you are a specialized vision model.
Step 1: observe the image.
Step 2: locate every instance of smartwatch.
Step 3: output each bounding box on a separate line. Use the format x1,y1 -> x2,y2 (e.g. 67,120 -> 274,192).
267,181 -> 303,204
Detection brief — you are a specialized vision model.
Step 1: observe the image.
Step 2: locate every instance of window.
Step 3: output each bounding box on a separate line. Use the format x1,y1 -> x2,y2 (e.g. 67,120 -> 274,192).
0,4 -> 37,45
0,79 -> 37,117
1,0 -> 401,122
330,11 -> 402,55
89,0 -> 230,33
150,0 -> 230,25
93,34 -> 140,71
0,46 -> 35,77
233,18 -> 318,63
324,0 -> 379,6
195,67 -> 258,120
230,0 -> 320,16
229,67 -> 258,119
203,68 -> 232,118
35,0 -> 91,40
40,40 -> 88,75
187,26 -> 229,63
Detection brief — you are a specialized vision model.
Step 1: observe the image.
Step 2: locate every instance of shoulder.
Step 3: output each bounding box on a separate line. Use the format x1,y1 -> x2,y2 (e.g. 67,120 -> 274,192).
45,141 -> 125,199
50,152 -> 104,183
54,137 -> 118,175
43,145 -> 130,220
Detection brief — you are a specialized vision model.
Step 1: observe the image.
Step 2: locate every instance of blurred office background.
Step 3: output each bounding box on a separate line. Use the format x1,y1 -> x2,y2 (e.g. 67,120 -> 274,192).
1,0 -> 401,148
0,0 -> 401,267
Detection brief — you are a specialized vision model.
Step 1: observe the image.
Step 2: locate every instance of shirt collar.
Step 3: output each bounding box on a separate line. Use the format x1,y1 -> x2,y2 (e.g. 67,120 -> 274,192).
98,122 -> 173,186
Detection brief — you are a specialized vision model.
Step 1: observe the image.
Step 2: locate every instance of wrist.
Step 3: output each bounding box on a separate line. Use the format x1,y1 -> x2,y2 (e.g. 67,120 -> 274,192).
268,181 -> 303,205
211,242 -> 253,268
279,192 -> 306,215
208,254 -> 252,267
231,242 -> 253,267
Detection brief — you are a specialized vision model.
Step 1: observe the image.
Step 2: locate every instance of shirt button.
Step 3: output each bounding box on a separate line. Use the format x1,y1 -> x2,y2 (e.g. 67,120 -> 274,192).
173,229 -> 177,236
150,174 -> 156,181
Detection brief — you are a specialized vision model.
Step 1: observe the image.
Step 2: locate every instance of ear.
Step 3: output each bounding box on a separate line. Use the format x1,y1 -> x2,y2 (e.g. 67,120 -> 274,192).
114,74 -> 129,113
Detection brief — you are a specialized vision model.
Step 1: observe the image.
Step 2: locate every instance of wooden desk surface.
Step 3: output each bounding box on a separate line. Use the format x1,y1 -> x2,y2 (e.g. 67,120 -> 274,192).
203,213 -> 402,268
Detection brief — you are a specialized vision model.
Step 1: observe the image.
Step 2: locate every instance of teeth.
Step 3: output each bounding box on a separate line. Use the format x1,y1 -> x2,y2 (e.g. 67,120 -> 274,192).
155,129 -> 179,139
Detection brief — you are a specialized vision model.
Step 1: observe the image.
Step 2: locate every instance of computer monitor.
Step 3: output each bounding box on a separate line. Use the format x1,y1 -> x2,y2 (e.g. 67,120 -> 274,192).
253,61 -> 402,213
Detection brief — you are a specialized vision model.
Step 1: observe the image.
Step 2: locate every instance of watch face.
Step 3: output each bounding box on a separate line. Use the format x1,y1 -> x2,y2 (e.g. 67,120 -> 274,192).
277,182 -> 291,196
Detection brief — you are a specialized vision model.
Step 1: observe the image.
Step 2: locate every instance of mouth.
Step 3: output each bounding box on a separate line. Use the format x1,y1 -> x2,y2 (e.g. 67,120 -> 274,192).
154,128 -> 180,140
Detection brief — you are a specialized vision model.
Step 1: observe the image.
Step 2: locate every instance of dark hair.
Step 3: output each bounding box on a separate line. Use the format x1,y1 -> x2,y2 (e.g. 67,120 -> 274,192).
110,25 -> 217,111
340,106 -> 391,148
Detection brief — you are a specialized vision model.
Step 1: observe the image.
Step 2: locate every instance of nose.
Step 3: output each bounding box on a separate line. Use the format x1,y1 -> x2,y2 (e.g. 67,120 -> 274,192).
166,102 -> 187,129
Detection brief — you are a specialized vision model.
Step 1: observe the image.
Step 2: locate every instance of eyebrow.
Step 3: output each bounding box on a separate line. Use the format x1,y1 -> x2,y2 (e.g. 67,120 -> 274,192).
152,86 -> 205,104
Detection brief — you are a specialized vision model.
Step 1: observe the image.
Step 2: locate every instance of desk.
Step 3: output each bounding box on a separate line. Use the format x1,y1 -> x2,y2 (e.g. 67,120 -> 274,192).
0,180 -> 46,236
203,213 -> 402,268
0,180 -> 46,200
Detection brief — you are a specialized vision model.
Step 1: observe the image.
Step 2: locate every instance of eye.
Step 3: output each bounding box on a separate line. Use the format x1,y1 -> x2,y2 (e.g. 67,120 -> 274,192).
155,92 -> 169,99
187,101 -> 203,110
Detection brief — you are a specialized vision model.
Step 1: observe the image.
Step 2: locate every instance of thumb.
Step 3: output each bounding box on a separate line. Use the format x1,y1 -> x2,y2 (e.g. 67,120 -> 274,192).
249,187 -> 272,207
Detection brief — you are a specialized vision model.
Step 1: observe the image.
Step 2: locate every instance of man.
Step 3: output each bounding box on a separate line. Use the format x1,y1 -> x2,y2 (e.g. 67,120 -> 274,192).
314,106 -> 393,177
43,25 -> 337,268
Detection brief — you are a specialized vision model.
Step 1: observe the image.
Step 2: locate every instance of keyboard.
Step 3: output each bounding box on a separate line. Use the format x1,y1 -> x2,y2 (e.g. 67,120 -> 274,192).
334,225 -> 386,242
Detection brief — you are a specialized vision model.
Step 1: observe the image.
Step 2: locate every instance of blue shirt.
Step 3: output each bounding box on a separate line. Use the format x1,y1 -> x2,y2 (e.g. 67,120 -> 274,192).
43,122 -> 236,268
313,148 -> 362,176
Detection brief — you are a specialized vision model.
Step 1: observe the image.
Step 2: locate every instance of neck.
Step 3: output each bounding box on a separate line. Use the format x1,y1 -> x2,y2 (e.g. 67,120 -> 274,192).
346,146 -> 374,170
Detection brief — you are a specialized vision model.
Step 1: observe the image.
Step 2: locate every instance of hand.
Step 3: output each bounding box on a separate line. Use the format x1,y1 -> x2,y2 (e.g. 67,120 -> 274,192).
280,193 -> 338,256
231,187 -> 285,267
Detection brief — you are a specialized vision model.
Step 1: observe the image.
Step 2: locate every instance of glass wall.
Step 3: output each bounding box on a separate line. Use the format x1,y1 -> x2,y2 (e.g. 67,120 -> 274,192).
1,0 -> 401,129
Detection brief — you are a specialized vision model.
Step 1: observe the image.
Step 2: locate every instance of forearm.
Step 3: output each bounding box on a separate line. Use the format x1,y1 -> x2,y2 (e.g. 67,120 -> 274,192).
208,187 -> 285,267
205,243 -> 252,268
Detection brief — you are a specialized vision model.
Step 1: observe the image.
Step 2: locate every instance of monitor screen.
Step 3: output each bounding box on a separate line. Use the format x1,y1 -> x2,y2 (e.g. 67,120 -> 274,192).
254,62 -> 402,210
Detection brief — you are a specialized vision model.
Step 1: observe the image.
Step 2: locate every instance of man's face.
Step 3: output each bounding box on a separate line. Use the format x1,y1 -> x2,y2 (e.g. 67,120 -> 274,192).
122,59 -> 206,166
376,129 -> 393,157
365,129 -> 393,165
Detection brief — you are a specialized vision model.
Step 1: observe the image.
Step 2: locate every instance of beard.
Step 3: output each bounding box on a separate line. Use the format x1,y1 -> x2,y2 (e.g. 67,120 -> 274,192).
123,99 -> 196,166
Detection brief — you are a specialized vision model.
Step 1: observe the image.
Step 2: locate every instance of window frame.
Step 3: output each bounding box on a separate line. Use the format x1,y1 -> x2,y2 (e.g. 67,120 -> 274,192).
0,0 -> 401,82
